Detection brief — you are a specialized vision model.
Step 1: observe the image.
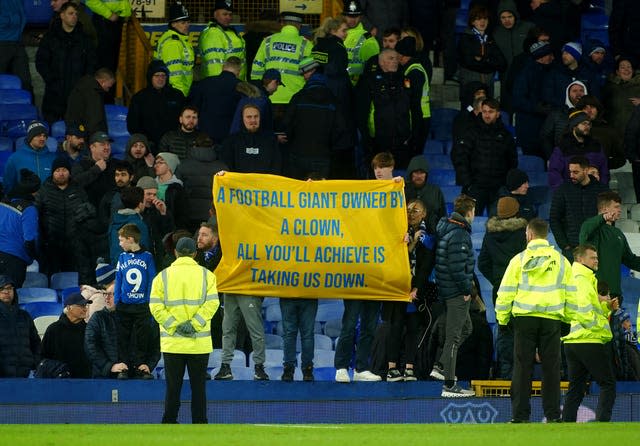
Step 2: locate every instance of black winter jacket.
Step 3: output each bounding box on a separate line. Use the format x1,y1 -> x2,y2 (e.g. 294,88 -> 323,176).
64,75 -> 108,136
35,19 -> 96,122
127,60 -> 185,150
404,155 -> 446,232
0,299 -> 40,377
35,178 -> 91,241
451,114 -> 517,188
41,313 -> 92,378
435,213 -> 474,300
221,128 -> 281,174
71,157 -> 116,209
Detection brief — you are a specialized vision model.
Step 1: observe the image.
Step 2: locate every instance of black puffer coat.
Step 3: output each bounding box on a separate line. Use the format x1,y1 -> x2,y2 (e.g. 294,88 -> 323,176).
0,297 -> 41,377
435,213 -> 474,300
84,307 -> 118,377
41,313 -> 92,378
35,178 -> 91,241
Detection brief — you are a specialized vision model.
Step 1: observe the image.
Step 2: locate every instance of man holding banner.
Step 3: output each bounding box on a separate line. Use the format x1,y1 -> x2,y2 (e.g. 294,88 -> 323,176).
212,171 -> 411,382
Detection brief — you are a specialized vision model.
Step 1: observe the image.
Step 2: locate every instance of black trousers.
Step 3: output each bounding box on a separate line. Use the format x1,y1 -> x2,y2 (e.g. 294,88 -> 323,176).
0,41 -> 32,92
92,15 -> 123,73
511,316 -> 562,422
562,342 -> 616,422
116,309 -> 152,369
382,301 -> 421,366
0,251 -> 27,288
161,352 -> 209,424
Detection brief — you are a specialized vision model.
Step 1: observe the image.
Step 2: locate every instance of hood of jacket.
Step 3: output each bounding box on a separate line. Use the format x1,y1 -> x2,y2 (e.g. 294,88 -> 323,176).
565,80 -> 587,108
521,239 -> 557,275
157,174 -> 183,186
405,155 -> 430,181
126,133 -> 150,156
497,0 -> 520,19
187,145 -> 217,162
236,81 -> 262,98
437,212 -> 471,237
486,215 -> 528,233
146,60 -> 170,87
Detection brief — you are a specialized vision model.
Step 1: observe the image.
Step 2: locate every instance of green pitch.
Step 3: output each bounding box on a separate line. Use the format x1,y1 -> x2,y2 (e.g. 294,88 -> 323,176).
1,423 -> 639,445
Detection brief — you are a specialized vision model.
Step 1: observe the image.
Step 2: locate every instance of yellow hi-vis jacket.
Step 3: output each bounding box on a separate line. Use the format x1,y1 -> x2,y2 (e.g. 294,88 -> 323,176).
562,261 -> 613,344
155,28 -> 195,97
149,256 -> 219,354
404,62 -> 431,118
496,239 -> 578,325
198,21 -> 246,80
86,0 -> 131,19
344,22 -> 379,85
251,25 -> 312,104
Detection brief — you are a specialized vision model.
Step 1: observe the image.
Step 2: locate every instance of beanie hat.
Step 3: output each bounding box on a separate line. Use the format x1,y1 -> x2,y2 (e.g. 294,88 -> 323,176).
529,41 -> 553,59
497,197 -> 520,219
95,258 -> 116,285
505,168 -> 529,191
568,110 -> 590,129
589,45 -> 605,56
395,36 -> 417,57
26,120 -> 48,144
126,133 -> 150,154
9,168 -> 41,198
52,157 -> 72,173
168,1 -> 189,22
562,42 -> 582,61
156,152 -> 180,173
136,176 -> 158,190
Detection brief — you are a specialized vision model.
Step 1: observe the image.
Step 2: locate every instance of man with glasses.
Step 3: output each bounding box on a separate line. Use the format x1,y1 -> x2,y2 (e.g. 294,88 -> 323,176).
41,292 -> 93,378
0,275 -> 41,377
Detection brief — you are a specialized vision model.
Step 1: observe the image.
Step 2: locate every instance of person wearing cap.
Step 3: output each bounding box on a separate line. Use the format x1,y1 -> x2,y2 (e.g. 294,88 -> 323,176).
496,218 -> 577,423
561,243 -> 618,422
137,176 -> 174,264
64,68 -> 114,136
452,97 -> 518,215
396,36 -> 431,158
199,0 -> 246,80
0,169 -> 40,287
251,11 -> 312,110
492,168 -> 537,221
540,80 -> 588,159
154,1 -> 194,96
511,36 -> 555,159
85,0 -> 130,72
35,1 -> 97,125
154,152 -> 189,230
57,122 -> 88,165
158,105 -> 209,161
0,274 -> 41,377
35,156 -> 93,277
41,292 -> 94,378
228,68 -> 282,135
549,155 -> 609,263
548,109 -> 609,190
150,237 -> 219,424
457,5 -> 507,99
478,196 -> 527,378
189,56 -> 242,144
342,0 -> 379,85
3,120 -> 56,193
72,130 -> 116,209
127,60 -> 185,152
283,57 -> 350,179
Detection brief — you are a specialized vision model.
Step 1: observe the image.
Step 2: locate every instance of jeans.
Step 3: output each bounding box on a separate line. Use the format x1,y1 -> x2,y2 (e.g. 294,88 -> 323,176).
280,298 -> 318,368
334,299 -> 380,371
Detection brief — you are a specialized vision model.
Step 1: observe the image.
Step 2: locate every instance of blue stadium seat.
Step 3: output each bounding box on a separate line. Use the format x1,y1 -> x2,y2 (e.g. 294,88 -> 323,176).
518,154 -> 545,172
46,137 -> 58,152
538,202 -> 551,220
318,298 -> 342,305
262,297 -> 279,309
24,0 -> 54,25
500,111 -> 515,136
581,10 -> 609,46
323,318 -> 342,338
209,349 -> 247,368
207,365 -> 253,380
105,105 -> 128,121
471,216 -> 488,233
50,272 -> 79,290
428,168 -> 457,186
108,120 -> 130,139
430,108 -> 459,141
250,349 -> 284,367
440,185 -> 462,204
528,185 -> 550,205
264,333 -> 283,349
0,150 -> 12,179
17,287 -> 58,304
265,304 -> 282,322
0,74 -> 21,89
423,139 -> 444,155
314,366 -> 337,381
527,171 -> 548,187
0,89 -> 32,105
471,232 -> 484,251
111,136 -> 128,154
315,303 -> 344,322
22,271 -> 48,288
60,286 -> 81,303
0,136 -> 12,151
275,320 -> 322,336
51,121 -> 66,138
295,333 -> 333,352
0,104 -> 39,137
21,301 -> 63,319
111,151 -> 126,160
425,154 -> 454,170
455,9 -> 468,34
299,349 -> 335,367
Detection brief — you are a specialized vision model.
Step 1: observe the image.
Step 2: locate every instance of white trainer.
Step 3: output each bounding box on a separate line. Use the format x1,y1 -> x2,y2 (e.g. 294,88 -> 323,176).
335,368 -> 351,383
353,370 -> 382,382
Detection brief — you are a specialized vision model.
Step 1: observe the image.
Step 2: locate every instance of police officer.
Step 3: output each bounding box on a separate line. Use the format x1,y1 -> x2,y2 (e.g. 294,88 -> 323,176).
562,244 -> 617,422
396,36 -> 431,157
150,237 -> 219,424
154,2 -> 194,97
342,0 -> 380,85
496,218 -> 578,423
198,0 -> 246,80
251,11 -> 312,112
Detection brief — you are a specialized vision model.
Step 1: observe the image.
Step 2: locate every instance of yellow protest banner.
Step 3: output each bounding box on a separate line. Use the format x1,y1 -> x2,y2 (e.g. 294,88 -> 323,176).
213,173 -> 411,301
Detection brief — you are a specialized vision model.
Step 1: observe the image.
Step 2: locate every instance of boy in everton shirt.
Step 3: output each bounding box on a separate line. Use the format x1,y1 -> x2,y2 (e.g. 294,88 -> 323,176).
114,223 -> 157,379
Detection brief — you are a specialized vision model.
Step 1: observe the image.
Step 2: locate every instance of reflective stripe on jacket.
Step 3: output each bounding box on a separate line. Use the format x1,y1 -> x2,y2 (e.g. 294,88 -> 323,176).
344,22 -> 379,85
155,29 -> 194,97
199,22 -> 246,80
404,62 -> 431,118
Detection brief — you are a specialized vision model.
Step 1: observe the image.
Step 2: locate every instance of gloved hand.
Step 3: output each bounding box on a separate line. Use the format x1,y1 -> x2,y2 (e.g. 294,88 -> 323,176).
175,321 -> 196,337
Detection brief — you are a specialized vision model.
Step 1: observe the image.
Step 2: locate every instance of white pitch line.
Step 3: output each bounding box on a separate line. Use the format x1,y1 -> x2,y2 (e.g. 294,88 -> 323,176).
253,424 -> 345,429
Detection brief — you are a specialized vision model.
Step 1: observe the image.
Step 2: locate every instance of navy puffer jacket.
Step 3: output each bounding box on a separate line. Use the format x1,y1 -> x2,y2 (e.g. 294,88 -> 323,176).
435,213 -> 475,300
